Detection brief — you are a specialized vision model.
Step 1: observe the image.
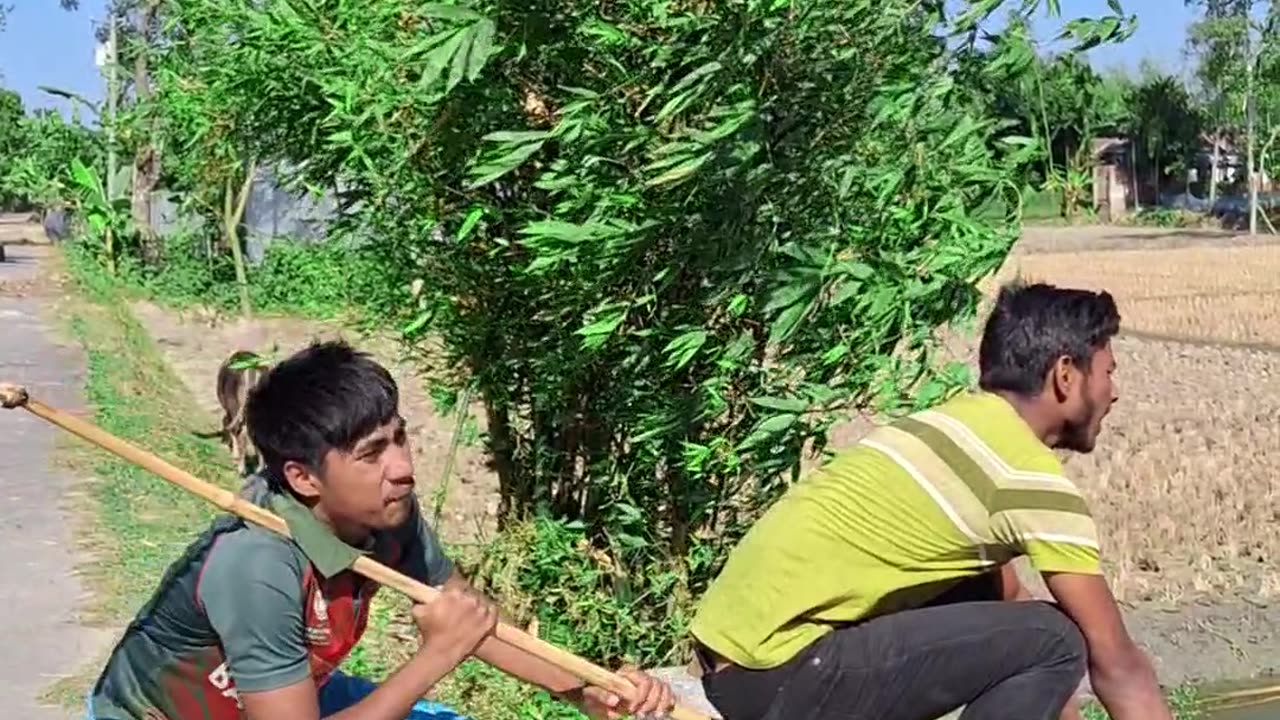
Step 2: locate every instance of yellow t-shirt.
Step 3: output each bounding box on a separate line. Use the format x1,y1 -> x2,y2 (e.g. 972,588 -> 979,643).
689,391 -> 1103,670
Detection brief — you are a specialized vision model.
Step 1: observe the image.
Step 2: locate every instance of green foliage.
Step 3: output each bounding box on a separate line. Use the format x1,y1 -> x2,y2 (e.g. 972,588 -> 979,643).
469,516 -> 695,666
0,88 -> 26,209
436,660 -> 588,720
956,21 -> 1135,217
102,229 -> 394,321
1082,685 -> 1202,719
1127,73 -> 1205,195
1187,0 -> 1253,133
1,108 -> 104,211
1127,207 -> 1205,228
67,157 -> 133,265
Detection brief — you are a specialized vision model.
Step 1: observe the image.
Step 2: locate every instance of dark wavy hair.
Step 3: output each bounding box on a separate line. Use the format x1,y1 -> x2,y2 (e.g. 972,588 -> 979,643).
246,339 -> 399,488
978,280 -> 1121,396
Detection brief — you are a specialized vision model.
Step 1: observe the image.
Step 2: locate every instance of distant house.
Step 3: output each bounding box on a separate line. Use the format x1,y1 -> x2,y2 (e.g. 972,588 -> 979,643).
1188,133 -> 1244,190
1091,132 -> 1271,216
1091,136 -> 1134,219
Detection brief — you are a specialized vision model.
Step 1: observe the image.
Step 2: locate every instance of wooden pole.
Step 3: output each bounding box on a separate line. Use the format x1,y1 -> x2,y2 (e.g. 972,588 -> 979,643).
104,13 -> 120,275
0,383 -> 710,720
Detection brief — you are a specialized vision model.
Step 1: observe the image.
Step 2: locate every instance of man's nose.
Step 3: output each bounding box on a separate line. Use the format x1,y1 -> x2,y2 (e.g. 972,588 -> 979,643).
387,445 -> 415,481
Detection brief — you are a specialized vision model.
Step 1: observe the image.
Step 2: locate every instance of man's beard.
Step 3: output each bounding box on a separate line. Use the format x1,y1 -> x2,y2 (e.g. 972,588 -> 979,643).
1057,393 -> 1099,453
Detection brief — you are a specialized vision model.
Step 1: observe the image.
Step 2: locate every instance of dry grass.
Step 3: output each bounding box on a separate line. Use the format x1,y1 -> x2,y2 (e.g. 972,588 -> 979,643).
997,245 -> 1280,347
126,299 -> 501,546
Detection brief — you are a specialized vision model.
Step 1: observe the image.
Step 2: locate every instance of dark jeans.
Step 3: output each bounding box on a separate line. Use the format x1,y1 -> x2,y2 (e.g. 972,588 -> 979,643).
699,575 -> 1086,720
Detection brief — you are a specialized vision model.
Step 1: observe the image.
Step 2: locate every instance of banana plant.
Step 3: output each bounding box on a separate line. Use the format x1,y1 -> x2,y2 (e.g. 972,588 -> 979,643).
1043,147 -> 1096,222
68,157 -> 133,275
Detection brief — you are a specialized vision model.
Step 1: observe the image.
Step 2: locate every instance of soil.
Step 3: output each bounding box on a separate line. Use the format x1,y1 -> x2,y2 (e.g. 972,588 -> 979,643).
127,300 -> 501,546
1013,224 -> 1280,255
123,222 -> 1280,693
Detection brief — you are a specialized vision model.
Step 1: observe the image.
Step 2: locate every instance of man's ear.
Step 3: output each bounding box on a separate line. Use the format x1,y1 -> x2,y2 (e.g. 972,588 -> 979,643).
1050,355 -> 1077,402
281,460 -> 323,500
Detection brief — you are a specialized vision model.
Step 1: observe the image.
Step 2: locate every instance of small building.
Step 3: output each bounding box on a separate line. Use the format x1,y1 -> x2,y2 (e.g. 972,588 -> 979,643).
1091,136 -> 1133,221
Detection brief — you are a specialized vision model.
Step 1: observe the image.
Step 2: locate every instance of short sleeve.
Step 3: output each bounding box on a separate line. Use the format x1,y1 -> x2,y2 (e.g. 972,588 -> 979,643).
393,495 -> 456,586
197,531 -> 311,693
989,485 -> 1104,576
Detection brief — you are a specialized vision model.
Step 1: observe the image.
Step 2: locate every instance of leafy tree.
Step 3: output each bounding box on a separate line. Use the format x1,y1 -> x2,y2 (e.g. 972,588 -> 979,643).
136,0 -> 290,317
1187,0 -> 1280,230
3,109 -> 104,212
1033,53 -> 1134,217
1189,2 -> 1249,205
955,17 -> 1136,219
0,88 -> 26,209
1127,73 -> 1205,200
106,0 -> 165,259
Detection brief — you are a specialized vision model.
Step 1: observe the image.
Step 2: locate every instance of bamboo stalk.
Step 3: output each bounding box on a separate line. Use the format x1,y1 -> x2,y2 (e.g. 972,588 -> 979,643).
0,383 -> 709,720
1204,682 -> 1280,704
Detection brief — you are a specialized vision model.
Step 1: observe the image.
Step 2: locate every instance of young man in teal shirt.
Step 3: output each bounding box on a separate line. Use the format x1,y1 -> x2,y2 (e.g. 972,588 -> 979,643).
87,340 -> 674,720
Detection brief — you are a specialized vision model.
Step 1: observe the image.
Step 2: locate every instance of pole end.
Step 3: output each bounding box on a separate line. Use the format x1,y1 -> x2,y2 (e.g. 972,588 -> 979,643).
0,383 -> 29,409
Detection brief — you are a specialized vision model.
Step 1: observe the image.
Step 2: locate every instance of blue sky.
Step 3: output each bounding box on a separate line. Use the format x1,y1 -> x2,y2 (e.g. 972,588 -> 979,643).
0,0 -> 1194,118
1,0 -> 109,117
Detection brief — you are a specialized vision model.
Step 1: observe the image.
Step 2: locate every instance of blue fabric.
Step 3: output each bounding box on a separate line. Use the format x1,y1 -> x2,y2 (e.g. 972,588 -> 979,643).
84,672 -> 469,719
319,671 -> 469,719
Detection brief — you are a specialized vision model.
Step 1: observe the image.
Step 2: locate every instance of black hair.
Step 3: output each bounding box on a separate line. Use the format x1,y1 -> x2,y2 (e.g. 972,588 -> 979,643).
978,280 -> 1121,396
246,339 -> 399,489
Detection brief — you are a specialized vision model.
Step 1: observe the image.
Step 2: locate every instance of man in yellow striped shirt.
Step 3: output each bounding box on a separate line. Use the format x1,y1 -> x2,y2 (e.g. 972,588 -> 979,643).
690,281 -> 1171,720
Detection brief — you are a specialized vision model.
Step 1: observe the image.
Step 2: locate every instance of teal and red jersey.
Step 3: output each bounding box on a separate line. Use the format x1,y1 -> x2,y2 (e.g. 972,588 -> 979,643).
88,476 -> 454,719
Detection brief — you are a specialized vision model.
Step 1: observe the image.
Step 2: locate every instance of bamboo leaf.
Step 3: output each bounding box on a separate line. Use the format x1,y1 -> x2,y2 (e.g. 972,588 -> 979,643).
465,140 -> 545,187
422,28 -> 466,90
654,88 -> 696,123
420,3 -> 484,21
663,330 -> 708,369
576,310 -> 627,349
768,302 -> 809,345
668,61 -> 723,96
749,396 -> 809,412
467,20 -> 497,82
482,130 -> 554,144
448,24 -> 476,92
736,413 -> 799,450
645,151 -> 713,187
519,220 -> 623,242
456,207 -> 485,241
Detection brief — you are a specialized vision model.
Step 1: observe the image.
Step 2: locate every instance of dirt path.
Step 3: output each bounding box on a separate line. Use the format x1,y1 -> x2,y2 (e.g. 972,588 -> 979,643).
128,301 -> 500,545
0,243 -> 114,719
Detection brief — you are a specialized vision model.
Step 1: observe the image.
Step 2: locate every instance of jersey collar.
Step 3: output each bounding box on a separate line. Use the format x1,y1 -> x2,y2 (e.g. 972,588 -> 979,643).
268,490 -> 376,578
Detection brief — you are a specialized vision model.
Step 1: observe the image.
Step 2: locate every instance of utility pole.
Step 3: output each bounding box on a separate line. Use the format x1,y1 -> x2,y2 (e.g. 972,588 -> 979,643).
104,11 -> 120,272
1247,12 -> 1259,235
